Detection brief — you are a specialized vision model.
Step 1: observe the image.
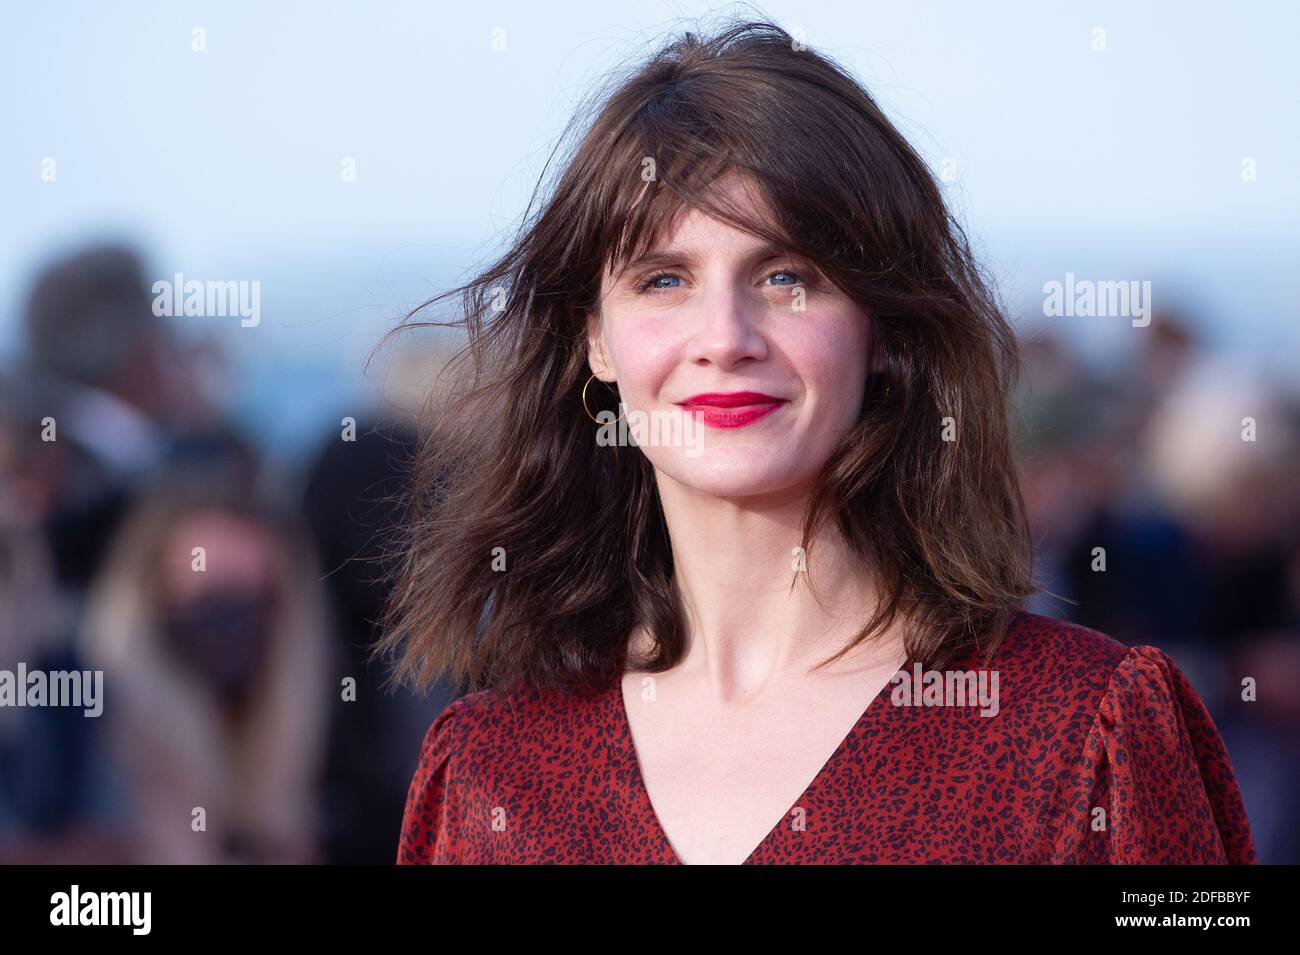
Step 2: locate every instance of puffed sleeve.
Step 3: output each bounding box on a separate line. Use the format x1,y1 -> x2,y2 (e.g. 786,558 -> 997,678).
396,699 -> 464,865
1055,645 -> 1256,864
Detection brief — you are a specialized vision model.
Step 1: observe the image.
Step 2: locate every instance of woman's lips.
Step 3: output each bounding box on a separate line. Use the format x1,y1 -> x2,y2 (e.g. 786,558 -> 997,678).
675,391 -> 788,429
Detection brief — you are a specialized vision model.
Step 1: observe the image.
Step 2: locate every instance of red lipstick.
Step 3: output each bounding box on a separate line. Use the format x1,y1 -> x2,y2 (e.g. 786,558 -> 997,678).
675,391 -> 787,429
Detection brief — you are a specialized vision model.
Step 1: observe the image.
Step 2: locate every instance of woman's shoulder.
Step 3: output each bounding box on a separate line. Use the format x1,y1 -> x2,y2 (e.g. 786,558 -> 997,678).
416,676 -> 615,774
984,612 -> 1255,863
993,608 -> 1131,669
954,608 -> 1219,729
984,608 -> 1149,705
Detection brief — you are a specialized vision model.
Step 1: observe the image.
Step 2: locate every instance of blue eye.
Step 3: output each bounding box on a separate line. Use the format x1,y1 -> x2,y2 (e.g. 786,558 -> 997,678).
766,270 -> 800,286
638,271 -> 681,292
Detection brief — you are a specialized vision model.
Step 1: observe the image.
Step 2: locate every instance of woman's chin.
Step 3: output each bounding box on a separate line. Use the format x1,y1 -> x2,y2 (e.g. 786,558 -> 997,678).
656,453 -> 811,501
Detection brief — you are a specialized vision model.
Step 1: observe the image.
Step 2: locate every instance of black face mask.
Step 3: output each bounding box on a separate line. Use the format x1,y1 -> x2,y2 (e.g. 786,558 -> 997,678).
160,590 -> 276,711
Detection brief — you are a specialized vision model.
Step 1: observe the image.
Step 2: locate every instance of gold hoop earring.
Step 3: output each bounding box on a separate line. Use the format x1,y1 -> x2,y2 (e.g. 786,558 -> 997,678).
582,373 -> 625,424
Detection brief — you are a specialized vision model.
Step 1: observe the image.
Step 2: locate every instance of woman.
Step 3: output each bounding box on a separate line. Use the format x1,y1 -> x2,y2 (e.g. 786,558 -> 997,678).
81,480 -> 331,863
383,21 -> 1255,864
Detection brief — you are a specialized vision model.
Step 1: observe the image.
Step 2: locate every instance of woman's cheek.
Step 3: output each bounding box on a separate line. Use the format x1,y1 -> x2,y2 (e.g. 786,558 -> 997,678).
806,305 -> 869,369
610,329 -> 680,405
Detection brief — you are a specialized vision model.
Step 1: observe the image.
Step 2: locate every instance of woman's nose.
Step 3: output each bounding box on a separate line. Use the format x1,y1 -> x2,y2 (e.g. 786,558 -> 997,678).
682,279 -> 768,368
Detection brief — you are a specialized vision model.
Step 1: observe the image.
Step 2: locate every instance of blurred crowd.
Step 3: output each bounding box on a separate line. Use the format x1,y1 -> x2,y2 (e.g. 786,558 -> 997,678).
0,243 -> 455,863
1016,318 -> 1300,863
0,241 -> 1296,863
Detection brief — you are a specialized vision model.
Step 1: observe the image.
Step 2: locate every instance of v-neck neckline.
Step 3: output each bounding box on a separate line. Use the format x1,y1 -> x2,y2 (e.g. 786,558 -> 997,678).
610,655 -> 908,865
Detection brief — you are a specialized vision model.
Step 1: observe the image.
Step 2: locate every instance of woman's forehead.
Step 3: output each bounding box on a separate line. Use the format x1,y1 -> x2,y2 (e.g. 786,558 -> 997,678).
603,173 -> 790,276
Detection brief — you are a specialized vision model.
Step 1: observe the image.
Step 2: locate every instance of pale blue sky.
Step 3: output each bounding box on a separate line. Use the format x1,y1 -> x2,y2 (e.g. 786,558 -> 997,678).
3,0 -> 1296,453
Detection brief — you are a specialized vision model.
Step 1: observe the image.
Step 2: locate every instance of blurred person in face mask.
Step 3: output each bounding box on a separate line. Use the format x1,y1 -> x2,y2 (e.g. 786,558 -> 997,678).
80,478 -> 334,863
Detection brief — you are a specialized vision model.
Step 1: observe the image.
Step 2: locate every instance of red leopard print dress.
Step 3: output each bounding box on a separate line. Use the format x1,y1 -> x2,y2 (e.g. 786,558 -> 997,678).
397,610 -> 1256,864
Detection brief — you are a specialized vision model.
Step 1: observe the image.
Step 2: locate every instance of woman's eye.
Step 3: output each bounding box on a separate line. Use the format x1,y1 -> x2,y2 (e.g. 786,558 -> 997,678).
638,272 -> 682,292
765,270 -> 801,287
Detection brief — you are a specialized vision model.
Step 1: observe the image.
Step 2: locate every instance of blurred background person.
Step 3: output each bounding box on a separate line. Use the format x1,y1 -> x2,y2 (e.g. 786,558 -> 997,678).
80,478 -> 332,864
0,374 -> 131,862
300,329 -> 462,863
16,242 -> 256,610
1220,630 -> 1300,865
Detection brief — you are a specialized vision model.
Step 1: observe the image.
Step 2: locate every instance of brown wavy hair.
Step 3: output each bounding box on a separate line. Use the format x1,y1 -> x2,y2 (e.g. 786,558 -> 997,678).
376,18 -> 1038,696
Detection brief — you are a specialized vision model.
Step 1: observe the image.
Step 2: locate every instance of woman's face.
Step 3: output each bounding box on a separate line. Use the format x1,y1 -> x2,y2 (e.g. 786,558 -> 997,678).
586,174 -> 872,501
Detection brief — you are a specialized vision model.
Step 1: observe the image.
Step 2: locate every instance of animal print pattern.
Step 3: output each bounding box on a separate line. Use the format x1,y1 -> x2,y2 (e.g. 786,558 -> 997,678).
397,610 -> 1256,864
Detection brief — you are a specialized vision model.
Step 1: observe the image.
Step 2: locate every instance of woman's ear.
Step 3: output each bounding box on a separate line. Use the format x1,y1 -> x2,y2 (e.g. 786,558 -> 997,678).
585,310 -> 615,382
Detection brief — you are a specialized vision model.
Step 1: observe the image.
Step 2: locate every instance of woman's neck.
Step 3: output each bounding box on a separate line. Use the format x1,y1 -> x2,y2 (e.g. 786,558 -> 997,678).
647,472 -> 904,700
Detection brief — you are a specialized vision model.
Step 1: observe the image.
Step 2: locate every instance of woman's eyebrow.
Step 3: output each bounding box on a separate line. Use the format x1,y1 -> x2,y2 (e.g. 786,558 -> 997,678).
621,242 -> 793,275
621,249 -> 692,273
